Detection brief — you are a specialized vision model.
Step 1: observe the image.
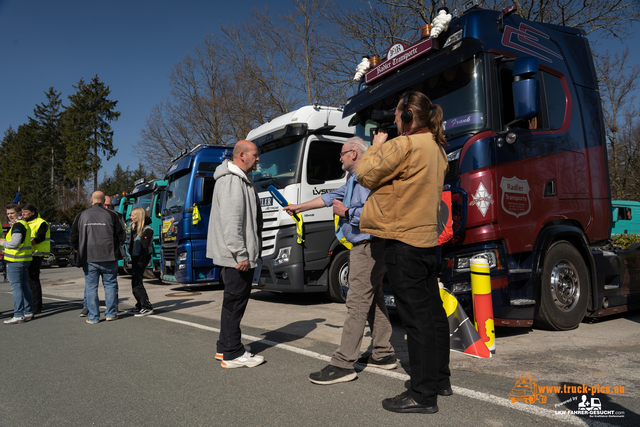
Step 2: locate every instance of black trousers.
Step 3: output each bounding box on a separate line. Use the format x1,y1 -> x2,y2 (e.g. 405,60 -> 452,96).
384,240 -> 451,406
131,256 -> 152,310
217,266 -> 254,360
27,256 -> 43,314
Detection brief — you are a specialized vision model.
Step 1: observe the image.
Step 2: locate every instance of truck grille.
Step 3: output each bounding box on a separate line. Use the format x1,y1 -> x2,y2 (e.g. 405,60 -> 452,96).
446,158 -> 459,182
261,210 -> 280,257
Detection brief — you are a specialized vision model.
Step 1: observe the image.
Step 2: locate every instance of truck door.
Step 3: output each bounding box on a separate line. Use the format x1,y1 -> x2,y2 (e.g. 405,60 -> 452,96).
299,136 -> 347,263
493,61 -> 559,253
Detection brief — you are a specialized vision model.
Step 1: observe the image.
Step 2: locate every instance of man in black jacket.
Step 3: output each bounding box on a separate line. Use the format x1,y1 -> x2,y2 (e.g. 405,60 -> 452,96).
70,191 -> 125,324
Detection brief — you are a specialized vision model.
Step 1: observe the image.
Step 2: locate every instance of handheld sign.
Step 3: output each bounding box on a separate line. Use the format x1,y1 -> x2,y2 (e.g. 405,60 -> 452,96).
268,185 -> 301,222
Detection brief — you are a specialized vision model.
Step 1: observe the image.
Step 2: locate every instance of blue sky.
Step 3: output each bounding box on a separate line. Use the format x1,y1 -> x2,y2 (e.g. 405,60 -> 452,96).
1,0 -> 639,184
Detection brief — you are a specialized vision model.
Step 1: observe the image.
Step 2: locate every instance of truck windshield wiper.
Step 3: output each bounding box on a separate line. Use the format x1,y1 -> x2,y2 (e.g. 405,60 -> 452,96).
254,176 -> 280,189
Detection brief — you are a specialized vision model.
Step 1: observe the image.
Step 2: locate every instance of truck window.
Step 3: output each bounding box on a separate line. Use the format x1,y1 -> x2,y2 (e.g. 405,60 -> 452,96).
498,64 -> 566,131
425,57 -> 486,140
618,207 -> 632,220
165,171 -> 191,214
252,137 -> 304,189
154,190 -> 165,218
542,73 -> 566,130
306,140 -> 345,183
131,193 -> 153,216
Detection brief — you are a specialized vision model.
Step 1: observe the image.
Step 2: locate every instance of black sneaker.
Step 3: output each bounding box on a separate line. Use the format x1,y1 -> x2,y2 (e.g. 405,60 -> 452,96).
309,365 -> 357,385
135,308 -> 154,317
79,307 -> 89,317
355,354 -> 398,370
129,307 -> 141,314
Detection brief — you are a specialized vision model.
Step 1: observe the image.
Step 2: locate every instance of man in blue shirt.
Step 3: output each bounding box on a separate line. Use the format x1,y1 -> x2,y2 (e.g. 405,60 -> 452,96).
285,137 -> 397,384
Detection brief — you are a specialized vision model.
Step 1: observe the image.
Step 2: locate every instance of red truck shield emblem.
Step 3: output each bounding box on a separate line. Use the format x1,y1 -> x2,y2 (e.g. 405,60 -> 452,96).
500,177 -> 531,218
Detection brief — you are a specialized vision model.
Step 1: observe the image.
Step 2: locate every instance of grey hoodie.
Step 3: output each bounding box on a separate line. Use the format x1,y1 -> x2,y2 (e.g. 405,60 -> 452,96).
206,159 -> 262,268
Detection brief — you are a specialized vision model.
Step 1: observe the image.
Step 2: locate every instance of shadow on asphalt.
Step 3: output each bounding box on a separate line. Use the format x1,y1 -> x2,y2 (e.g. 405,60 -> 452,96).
0,299 -> 83,321
250,318 -> 327,354
151,298 -> 213,314
250,290 -> 335,306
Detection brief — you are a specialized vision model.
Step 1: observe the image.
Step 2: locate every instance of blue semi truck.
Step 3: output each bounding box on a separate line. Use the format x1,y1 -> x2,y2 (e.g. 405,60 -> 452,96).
161,145 -> 230,285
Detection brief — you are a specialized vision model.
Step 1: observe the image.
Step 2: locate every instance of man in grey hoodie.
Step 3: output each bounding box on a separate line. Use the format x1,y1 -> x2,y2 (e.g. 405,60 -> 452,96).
207,140 -> 265,369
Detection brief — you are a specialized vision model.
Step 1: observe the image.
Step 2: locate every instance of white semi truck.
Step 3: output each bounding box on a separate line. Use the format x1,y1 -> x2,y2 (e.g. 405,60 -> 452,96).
247,105 -> 354,302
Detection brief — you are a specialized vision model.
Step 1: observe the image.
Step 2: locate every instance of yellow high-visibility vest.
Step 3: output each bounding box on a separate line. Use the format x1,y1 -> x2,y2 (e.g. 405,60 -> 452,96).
27,215 -> 50,257
4,220 -> 33,262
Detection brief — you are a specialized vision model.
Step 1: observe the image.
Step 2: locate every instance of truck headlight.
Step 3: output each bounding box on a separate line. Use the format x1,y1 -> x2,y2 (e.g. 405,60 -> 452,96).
453,249 -> 501,273
272,247 -> 291,266
178,252 -> 187,262
178,264 -> 186,270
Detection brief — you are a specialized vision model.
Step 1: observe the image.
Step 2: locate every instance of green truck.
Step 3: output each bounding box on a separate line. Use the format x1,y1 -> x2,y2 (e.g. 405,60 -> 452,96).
121,179 -> 167,278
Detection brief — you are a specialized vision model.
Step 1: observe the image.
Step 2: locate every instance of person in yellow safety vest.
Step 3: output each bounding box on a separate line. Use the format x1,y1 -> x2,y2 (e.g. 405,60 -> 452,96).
2,204 -> 33,325
21,203 -> 49,315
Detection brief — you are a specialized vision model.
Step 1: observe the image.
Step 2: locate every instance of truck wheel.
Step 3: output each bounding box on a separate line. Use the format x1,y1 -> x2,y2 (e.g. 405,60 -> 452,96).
327,250 -> 349,303
536,242 -> 588,331
143,269 -> 156,279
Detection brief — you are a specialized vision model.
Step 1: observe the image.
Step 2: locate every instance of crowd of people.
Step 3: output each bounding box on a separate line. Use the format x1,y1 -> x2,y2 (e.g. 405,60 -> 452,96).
2,191 -> 155,326
208,91 -> 451,414
3,91 -> 451,415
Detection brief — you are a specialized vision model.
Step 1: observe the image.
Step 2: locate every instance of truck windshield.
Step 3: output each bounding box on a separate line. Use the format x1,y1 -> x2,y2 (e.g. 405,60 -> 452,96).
355,56 -> 486,150
50,230 -> 70,244
130,193 -> 153,216
164,171 -> 191,214
252,137 -> 304,190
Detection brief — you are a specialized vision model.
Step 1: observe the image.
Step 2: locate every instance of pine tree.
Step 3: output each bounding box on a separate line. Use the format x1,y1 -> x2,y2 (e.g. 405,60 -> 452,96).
63,75 -> 121,192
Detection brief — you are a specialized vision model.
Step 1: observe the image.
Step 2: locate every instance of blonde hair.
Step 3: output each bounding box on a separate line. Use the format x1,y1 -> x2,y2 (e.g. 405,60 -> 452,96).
131,207 -> 148,236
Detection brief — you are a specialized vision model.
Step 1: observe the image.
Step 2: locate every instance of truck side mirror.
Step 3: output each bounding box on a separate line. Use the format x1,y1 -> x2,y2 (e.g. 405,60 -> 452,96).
193,177 -> 205,204
193,175 -> 215,205
512,57 -> 540,121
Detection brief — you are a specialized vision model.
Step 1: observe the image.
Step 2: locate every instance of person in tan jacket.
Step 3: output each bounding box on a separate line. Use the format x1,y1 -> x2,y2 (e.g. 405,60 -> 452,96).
357,90 -> 451,414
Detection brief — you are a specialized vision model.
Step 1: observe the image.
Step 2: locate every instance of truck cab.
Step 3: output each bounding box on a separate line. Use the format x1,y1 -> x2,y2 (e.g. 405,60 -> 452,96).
611,200 -> 640,235
161,145 -> 230,285
43,223 -> 72,268
122,179 -> 167,278
247,105 -> 354,301
344,4 -> 639,330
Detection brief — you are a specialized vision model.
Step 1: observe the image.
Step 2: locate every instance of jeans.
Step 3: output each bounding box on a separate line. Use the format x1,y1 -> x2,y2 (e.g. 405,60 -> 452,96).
83,261 -> 119,323
384,240 -> 451,406
217,267 -> 254,360
6,261 -> 33,318
331,240 -> 393,369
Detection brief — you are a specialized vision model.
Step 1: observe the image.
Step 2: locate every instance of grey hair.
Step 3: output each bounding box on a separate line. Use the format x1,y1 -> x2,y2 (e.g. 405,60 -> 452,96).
344,136 -> 368,157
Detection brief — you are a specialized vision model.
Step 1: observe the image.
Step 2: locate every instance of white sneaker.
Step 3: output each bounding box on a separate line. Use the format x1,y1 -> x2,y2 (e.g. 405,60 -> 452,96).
221,351 -> 265,369
215,344 -> 251,361
4,317 -> 25,325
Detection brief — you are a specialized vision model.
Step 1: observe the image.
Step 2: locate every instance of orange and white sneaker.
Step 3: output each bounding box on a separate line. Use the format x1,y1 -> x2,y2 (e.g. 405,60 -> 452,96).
216,344 -> 251,361
221,351 -> 265,369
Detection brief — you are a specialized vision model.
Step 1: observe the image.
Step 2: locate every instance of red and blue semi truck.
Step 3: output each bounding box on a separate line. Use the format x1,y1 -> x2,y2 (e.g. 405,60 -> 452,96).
344,3 -> 640,330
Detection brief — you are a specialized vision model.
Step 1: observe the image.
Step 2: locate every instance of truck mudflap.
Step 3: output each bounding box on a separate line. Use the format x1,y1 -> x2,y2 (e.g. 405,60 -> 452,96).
452,273 -> 536,326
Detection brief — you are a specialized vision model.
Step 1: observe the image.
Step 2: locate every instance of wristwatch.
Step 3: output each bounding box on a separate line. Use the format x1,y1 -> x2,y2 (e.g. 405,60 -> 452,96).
344,209 -> 350,221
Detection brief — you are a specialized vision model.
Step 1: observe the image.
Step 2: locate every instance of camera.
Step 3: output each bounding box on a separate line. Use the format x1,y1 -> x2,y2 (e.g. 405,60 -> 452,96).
370,108 -> 395,124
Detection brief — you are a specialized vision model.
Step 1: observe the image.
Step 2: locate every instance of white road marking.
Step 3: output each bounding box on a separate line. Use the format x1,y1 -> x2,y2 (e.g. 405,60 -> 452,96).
149,314 -> 615,427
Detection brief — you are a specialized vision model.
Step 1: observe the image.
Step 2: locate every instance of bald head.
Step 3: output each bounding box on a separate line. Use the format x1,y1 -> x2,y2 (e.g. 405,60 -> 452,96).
233,140 -> 256,159
232,140 -> 260,173
91,191 -> 105,205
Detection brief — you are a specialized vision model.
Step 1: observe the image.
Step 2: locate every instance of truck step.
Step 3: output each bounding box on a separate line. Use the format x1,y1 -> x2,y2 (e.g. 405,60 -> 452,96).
511,299 -> 536,306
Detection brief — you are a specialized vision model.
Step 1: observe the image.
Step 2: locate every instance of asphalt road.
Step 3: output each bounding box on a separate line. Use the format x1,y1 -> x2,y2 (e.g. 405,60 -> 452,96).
1,266 -> 639,426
